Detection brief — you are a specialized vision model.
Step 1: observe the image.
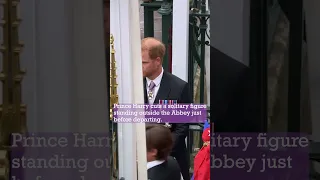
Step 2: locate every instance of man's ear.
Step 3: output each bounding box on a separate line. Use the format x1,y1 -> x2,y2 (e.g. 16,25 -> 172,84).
156,57 -> 162,64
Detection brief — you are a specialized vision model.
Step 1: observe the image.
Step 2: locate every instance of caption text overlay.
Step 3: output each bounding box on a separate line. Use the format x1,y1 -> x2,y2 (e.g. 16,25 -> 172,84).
211,133 -> 309,180
10,133 -> 110,180
113,103 -> 207,123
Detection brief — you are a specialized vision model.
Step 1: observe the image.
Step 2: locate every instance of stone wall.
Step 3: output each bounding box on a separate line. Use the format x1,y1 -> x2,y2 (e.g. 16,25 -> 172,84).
139,6 -> 162,40
267,13 -> 290,131
267,12 -> 311,133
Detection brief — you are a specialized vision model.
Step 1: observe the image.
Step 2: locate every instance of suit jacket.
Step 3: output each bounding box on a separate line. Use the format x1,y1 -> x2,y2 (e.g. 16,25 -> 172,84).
147,156 -> 182,180
143,71 -> 191,154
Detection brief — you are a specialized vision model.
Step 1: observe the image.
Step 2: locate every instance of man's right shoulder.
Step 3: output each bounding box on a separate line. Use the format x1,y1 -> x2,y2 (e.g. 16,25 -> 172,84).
165,72 -> 187,86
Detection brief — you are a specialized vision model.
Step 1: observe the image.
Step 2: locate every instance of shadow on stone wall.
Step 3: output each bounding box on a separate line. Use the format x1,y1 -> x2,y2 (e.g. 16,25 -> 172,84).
267,12 -> 290,132
267,12 -> 311,134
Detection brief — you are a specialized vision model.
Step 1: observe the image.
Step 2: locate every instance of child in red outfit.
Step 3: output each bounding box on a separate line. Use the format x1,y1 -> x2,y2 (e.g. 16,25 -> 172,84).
193,122 -> 210,180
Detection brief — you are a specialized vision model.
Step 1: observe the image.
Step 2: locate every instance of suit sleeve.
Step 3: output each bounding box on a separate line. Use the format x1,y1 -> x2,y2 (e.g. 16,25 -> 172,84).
171,83 -> 192,154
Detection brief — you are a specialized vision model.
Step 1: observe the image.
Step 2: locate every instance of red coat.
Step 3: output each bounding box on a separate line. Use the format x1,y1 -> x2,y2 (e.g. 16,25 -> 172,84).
193,128 -> 210,180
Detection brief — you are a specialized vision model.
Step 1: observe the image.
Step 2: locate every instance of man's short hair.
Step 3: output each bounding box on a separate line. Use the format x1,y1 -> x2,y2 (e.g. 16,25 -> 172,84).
146,124 -> 173,160
141,37 -> 166,60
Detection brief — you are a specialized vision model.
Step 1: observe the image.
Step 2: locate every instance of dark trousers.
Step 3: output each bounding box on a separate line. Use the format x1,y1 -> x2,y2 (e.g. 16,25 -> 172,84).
172,151 -> 190,180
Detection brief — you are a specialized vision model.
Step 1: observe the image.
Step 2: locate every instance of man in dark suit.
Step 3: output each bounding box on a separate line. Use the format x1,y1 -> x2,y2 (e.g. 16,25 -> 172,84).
141,37 -> 191,180
146,124 -> 182,180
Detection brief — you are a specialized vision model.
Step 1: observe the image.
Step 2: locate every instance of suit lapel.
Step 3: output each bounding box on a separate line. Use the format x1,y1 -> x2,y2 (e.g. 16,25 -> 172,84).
154,72 -> 171,104
143,78 -> 148,104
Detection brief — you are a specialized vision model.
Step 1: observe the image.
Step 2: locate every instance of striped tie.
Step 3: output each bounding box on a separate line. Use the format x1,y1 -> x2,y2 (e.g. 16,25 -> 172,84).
148,81 -> 156,92
147,81 -> 156,101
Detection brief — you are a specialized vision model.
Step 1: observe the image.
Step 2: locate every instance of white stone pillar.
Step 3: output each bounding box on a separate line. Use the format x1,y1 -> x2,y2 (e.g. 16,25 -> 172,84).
130,1 -> 148,178
111,0 -> 147,179
172,0 -> 189,81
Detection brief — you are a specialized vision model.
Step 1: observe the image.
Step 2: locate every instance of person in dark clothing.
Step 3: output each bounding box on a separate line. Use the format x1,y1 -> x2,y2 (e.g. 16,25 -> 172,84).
141,37 -> 191,180
146,124 -> 182,180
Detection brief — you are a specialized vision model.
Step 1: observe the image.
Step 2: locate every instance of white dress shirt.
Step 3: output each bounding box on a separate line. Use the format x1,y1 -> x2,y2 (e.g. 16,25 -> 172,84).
147,160 -> 165,170
146,68 -> 164,104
